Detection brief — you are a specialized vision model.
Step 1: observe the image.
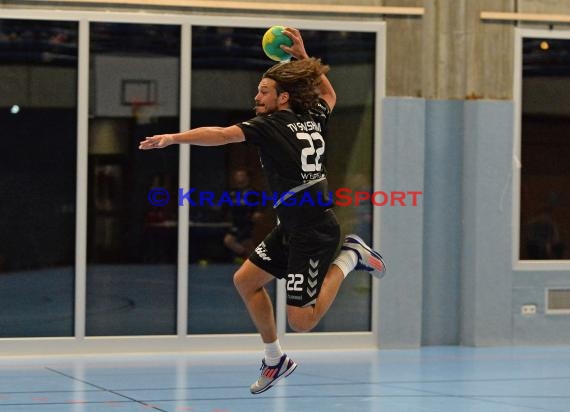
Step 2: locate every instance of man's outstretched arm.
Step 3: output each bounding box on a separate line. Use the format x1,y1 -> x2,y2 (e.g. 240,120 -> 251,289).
139,125 -> 245,150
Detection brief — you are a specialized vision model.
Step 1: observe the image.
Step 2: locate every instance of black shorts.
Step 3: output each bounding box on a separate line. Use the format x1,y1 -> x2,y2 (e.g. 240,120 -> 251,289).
249,209 -> 341,307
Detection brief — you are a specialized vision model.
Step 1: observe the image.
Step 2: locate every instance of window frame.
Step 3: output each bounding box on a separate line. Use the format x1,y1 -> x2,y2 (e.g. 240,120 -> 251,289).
0,8 -> 385,354
513,28 -> 570,271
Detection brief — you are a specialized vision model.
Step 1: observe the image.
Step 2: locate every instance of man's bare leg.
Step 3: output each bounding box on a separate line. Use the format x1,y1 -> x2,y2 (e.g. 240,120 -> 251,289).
287,264 -> 344,332
233,259 -> 278,343
287,234 -> 387,333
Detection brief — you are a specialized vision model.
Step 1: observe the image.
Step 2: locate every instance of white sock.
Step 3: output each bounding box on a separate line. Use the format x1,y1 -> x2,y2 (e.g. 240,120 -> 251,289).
333,249 -> 358,278
264,339 -> 284,366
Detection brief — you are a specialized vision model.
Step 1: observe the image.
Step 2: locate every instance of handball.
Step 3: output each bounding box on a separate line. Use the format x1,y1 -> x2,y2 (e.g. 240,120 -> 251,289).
262,25 -> 293,62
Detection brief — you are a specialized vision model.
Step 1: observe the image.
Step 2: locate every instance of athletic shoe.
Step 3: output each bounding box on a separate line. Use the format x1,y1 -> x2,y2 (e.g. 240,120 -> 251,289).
341,234 -> 387,279
250,354 -> 297,394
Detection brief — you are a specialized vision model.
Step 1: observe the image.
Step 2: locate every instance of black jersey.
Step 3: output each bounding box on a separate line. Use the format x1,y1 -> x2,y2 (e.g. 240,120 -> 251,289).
237,99 -> 332,228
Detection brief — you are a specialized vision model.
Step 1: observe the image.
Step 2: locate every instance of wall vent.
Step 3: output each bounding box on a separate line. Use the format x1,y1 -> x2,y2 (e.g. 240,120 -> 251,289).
546,288 -> 570,314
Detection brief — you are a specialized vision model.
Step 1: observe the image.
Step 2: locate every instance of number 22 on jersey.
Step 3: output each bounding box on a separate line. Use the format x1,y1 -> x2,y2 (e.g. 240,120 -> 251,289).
296,132 -> 324,172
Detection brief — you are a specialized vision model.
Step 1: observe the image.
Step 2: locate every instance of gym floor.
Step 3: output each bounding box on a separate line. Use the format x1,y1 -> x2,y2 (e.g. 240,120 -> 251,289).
1,345 -> 569,411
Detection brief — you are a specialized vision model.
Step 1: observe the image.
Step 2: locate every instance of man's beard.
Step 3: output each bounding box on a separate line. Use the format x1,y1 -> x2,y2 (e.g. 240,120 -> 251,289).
254,105 -> 273,116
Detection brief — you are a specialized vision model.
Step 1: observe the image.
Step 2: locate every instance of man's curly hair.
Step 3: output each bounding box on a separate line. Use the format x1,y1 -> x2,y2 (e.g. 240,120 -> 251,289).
263,57 -> 329,113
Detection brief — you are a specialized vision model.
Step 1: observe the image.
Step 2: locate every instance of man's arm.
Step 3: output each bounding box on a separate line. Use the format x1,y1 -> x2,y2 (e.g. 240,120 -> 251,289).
139,125 -> 245,150
281,27 -> 337,111
315,72 -> 336,112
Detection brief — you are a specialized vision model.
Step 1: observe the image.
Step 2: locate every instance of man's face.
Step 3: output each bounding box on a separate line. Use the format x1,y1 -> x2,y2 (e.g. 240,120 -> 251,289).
254,77 -> 280,116
233,170 -> 249,189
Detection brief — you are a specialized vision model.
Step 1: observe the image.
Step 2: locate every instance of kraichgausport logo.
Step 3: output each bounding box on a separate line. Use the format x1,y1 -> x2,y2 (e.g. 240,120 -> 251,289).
147,188 -> 422,207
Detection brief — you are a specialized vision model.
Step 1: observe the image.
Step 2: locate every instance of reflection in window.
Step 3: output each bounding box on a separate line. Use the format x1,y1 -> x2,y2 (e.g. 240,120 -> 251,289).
520,38 -> 570,260
188,26 -> 375,333
86,23 -> 180,335
0,19 -> 77,337
188,27 -> 276,334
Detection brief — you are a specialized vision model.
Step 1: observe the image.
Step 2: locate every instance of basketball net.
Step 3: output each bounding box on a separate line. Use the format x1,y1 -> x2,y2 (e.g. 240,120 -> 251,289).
130,100 -> 157,125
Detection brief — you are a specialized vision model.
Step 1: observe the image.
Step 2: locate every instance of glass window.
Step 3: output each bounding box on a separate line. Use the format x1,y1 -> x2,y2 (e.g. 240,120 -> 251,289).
187,26 -> 375,333
520,38 -> 570,261
292,29 -> 375,332
187,26 -> 276,334
86,23 -> 180,335
0,19 -> 77,337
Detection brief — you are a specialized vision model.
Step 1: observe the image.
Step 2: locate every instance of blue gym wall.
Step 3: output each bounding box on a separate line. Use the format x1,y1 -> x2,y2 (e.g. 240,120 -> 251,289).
378,98 -> 570,347
378,98 -> 425,348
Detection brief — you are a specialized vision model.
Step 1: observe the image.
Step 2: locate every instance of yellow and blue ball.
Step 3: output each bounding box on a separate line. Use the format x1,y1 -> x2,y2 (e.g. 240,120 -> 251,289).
262,25 -> 293,62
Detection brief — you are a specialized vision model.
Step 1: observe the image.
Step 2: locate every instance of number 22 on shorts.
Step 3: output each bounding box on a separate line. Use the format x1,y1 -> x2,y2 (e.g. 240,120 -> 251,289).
286,274 -> 304,291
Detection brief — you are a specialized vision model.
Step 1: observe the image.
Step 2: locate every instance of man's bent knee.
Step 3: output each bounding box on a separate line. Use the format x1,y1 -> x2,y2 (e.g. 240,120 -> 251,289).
233,260 -> 274,298
233,267 -> 250,296
287,306 -> 316,333
288,319 -> 313,333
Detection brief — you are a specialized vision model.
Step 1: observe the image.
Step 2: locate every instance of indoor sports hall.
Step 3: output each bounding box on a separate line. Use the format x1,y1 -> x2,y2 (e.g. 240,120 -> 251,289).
0,1 -> 569,411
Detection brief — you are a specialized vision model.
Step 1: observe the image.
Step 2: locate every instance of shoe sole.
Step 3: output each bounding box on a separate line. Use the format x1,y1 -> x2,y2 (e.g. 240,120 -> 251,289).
250,362 -> 298,395
344,234 -> 387,278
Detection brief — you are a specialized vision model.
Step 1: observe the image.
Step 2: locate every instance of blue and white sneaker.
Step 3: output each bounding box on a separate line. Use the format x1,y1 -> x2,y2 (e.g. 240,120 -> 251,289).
341,234 -> 387,279
250,354 -> 297,394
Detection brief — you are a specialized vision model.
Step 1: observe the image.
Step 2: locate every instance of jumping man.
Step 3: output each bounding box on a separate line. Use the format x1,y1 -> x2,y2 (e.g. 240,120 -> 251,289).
139,27 -> 387,394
